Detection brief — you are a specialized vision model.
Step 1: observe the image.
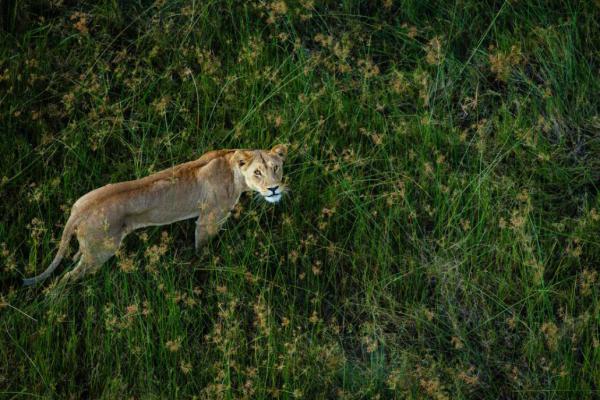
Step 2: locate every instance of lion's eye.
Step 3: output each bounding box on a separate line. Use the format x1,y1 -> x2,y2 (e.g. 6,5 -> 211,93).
254,170 -> 262,177
274,165 -> 279,172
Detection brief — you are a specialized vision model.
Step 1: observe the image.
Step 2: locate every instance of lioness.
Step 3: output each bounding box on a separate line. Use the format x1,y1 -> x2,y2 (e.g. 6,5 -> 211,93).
23,145 -> 288,286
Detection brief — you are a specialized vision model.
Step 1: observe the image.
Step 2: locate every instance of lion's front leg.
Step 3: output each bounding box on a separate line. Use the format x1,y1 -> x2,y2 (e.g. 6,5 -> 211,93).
195,209 -> 230,251
195,218 -> 209,250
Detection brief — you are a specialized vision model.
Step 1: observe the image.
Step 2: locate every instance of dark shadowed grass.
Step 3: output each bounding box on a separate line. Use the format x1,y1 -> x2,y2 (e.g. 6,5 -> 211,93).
1,0 -> 599,398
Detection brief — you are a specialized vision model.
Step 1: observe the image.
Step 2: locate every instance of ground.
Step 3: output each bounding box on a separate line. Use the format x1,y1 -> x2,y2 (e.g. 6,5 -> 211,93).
1,0 -> 599,398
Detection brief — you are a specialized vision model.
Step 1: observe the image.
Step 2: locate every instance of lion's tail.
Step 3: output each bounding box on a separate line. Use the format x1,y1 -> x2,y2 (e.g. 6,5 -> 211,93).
23,213 -> 79,286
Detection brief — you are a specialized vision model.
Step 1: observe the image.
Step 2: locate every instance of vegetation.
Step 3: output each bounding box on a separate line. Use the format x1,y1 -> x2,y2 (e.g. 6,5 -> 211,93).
1,0 -> 599,398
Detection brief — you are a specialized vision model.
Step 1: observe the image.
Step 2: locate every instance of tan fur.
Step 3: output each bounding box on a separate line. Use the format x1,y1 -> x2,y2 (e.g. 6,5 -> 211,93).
23,145 -> 287,286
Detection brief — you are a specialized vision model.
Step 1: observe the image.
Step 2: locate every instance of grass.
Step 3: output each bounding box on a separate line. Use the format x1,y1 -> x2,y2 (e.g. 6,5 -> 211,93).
1,0 -> 599,398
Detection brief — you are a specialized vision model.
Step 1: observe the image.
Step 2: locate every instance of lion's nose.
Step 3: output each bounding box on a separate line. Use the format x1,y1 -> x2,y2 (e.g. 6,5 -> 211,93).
268,186 -> 279,194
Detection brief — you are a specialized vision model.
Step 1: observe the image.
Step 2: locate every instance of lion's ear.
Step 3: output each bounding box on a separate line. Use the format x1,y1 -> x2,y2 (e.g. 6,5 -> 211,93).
270,144 -> 288,160
233,150 -> 253,169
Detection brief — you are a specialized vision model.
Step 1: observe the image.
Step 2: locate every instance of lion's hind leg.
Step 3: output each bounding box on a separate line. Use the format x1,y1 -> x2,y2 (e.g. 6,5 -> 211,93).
58,249 -> 115,285
58,221 -> 124,285
58,257 -> 91,284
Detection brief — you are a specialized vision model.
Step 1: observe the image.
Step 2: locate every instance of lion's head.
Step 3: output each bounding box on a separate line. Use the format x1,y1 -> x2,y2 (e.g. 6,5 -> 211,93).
234,144 -> 288,203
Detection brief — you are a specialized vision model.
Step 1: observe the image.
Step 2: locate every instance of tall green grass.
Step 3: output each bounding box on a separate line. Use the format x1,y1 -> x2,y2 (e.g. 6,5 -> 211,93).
1,0 -> 599,398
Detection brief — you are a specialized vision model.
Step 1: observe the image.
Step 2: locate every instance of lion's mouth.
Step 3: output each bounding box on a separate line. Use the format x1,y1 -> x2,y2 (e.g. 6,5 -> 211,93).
264,193 -> 282,203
